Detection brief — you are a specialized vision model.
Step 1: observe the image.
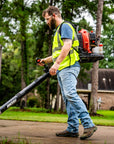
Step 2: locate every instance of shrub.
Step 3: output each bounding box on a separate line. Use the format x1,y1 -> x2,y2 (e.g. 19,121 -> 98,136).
27,97 -> 40,107
110,106 -> 114,111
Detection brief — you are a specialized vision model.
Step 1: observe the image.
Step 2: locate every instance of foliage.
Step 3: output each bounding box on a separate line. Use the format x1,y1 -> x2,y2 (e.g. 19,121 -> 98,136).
0,0 -> 113,109
0,44 -> 21,105
102,0 -> 114,30
99,23 -> 114,68
27,96 -> 40,107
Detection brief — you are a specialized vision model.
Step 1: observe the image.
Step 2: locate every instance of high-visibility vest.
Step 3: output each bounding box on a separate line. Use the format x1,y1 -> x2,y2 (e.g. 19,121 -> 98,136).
52,22 -> 80,71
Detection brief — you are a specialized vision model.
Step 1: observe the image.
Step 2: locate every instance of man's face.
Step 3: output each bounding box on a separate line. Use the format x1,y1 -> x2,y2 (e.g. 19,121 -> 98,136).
45,13 -> 56,30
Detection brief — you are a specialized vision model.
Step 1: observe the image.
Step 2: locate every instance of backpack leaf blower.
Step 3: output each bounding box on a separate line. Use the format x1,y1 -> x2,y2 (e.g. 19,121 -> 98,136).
59,21 -> 104,63
77,29 -> 104,63
0,58 -> 50,114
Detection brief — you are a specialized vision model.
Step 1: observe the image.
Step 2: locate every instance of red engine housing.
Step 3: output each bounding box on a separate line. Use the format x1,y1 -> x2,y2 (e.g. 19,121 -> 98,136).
78,29 -> 91,53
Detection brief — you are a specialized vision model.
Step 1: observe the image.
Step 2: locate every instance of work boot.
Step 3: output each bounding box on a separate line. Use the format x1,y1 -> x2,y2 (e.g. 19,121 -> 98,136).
80,126 -> 97,140
56,130 -> 79,137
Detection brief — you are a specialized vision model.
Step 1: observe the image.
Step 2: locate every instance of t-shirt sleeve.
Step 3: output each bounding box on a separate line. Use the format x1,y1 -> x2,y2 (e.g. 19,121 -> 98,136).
61,23 -> 73,40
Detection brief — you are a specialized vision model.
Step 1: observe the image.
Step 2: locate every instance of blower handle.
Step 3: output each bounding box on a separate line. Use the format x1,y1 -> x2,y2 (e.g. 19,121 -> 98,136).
36,57 -> 49,73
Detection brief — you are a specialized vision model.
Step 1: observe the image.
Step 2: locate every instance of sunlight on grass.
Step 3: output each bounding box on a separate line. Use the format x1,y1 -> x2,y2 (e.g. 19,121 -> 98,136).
0,110 -> 68,123
0,107 -> 114,126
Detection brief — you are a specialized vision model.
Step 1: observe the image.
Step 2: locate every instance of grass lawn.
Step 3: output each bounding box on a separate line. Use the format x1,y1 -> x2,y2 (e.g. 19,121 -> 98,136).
0,107 -> 114,126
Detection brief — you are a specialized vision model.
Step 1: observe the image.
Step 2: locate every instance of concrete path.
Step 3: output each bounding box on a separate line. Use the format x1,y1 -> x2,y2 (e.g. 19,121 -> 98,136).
0,120 -> 114,144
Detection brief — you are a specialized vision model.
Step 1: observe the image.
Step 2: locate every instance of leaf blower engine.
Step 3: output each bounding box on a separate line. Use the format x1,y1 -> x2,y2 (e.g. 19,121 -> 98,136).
77,29 -> 104,63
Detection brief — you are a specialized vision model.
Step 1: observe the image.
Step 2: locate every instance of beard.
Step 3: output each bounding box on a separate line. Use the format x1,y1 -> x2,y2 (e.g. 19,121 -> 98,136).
50,18 -> 56,30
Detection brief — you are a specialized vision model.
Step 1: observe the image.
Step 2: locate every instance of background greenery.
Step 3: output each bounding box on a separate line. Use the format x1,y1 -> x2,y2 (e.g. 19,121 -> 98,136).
0,0 -> 114,110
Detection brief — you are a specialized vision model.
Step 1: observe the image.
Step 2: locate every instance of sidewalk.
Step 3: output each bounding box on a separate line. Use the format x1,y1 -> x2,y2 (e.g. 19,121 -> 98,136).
0,120 -> 114,144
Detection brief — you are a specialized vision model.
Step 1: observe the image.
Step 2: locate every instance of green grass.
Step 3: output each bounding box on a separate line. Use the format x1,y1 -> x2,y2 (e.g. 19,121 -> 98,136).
0,137 -> 31,144
92,110 -> 114,126
0,107 -> 114,126
0,107 -> 68,123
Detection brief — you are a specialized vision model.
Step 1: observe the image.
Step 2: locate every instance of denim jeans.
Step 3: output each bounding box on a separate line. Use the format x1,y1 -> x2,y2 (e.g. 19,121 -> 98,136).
57,66 -> 95,133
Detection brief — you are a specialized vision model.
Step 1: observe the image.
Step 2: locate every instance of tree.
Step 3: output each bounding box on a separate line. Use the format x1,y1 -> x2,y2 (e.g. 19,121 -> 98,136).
102,0 -> 114,30
0,43 -> 21,105
0,0 -> 36,106
0,45 -> 2,83
89,0 -> 104,115
55,82 -> 60,111
99,23 -> 114,69
0,0 -> 113,111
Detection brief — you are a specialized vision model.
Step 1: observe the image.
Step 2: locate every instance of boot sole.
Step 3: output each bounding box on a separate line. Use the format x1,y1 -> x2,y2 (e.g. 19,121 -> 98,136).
56,132 -> 79,137
56,134 -> 79,137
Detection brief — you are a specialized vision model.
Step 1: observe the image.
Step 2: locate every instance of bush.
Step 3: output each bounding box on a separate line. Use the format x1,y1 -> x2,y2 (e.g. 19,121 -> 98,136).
110,106 -> 114,111
27,97 -> 40,107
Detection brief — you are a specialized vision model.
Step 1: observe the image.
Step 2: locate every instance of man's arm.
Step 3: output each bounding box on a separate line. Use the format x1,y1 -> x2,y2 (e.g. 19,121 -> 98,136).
38,56 -> 52,66
49,39 -> 72,75
43,56 -> 53,64
56,39 -> 72,65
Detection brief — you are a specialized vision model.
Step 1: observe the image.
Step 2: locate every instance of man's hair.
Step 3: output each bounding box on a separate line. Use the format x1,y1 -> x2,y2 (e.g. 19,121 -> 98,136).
42,6 -> 61,18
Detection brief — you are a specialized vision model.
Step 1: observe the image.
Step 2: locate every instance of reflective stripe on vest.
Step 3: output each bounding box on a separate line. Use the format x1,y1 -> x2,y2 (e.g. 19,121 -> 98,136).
52,22 -> 80,71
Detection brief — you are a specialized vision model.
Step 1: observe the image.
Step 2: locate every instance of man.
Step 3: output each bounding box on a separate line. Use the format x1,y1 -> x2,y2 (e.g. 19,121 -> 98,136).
39,6 -> 97,140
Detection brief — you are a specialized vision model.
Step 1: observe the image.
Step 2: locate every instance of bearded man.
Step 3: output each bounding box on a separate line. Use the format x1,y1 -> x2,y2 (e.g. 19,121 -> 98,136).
38,6 -> 97,140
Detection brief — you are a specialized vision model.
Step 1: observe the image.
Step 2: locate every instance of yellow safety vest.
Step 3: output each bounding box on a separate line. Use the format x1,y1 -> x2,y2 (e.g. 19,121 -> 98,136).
52,22 -> 80,71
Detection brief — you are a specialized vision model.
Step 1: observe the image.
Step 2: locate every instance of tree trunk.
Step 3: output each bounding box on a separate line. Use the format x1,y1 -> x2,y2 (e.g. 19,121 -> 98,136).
20,40 -> 27,108
61,95 -> 66,112
45,28 -> 52,109
45,77 -> 50,109
90,0 -> 104,115
0,45 -> 2,83
55,82 -> 60,111
44,0 -> 54,110
20,0 -> 28,108
90,61 -> 99,114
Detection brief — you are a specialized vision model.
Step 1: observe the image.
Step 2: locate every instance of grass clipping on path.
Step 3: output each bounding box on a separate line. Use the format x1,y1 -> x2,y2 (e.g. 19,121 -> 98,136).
0,107 -> 114,126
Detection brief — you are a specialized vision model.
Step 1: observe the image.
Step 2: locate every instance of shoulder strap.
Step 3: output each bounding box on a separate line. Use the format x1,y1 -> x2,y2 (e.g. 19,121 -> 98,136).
59,21 -> 79,53
59,21 -> 77,36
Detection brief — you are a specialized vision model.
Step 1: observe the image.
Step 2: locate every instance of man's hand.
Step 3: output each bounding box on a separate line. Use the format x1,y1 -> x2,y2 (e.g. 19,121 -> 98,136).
37,59 -> 45,66
49,62 -> 60,76
37,56 -> 53,67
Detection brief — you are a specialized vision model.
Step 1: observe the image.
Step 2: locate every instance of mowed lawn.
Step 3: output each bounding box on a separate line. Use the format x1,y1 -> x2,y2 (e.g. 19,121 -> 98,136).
0,107 -> 114,126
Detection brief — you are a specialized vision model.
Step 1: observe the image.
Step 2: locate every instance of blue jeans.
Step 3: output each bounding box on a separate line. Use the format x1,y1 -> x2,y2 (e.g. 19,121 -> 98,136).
57,66 -> 95,133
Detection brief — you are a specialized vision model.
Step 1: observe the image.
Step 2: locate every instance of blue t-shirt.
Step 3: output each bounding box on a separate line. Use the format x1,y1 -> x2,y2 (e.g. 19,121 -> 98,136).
60,23 -> 73,40
56,23 -> 80,74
